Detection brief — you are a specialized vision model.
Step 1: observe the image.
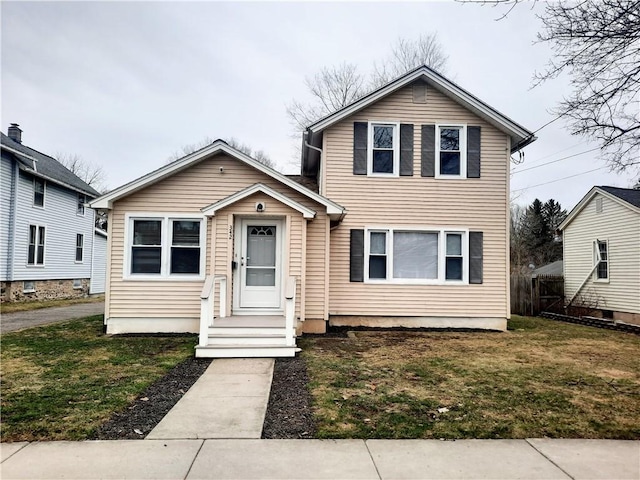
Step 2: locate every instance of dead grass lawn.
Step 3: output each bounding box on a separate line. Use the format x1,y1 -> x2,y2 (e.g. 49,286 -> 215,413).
300,316 -> 640,439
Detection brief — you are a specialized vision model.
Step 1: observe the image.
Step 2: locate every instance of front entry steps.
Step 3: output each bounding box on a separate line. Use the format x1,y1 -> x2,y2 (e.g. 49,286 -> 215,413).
195,315 -> 300,358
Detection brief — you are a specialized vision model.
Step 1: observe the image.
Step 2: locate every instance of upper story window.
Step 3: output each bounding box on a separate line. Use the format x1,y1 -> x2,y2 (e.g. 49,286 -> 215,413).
594,239 -> 609,281
33,178 -> 45,207
436,125 -> 467,178
77,193 -> 86,216
126,215 -> 205,279
28,225 -> 45,266
368,122 -> 399,176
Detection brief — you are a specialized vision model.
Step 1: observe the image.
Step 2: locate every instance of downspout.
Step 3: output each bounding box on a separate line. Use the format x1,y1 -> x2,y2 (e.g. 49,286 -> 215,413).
304,137 -> 323,194
567,240 -> 602,306
305,137 -> 346,227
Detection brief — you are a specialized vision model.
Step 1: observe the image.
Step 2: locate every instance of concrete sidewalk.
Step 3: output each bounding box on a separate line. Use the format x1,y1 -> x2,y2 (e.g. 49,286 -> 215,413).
1,439 -> 638,479
0,301 -> 104,333
147,358 -> 274,439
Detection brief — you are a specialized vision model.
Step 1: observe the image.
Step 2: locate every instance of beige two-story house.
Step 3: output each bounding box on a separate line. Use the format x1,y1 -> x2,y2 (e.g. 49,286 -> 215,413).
90,66 -> 535,357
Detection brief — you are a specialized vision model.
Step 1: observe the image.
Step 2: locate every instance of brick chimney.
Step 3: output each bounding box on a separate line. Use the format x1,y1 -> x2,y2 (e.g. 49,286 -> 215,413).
8,123 -> 22,144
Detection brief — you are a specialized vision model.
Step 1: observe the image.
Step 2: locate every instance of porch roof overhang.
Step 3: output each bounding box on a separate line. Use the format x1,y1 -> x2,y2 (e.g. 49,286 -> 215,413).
201,183 -> 317,219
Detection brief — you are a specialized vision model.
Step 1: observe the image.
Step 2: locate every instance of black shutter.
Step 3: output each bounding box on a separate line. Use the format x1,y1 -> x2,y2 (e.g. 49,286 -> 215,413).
400,124 -> 414,176
350,229 -> 364,282
353,122 -> 368,175
469,231 -> 483,284
467,126 -> 481,178
421,124 -> 435,177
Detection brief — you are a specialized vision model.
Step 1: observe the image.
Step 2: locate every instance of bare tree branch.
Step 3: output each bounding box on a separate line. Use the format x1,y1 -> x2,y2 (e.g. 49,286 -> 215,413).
166,136 -> 276,170
56,153 -> 108,193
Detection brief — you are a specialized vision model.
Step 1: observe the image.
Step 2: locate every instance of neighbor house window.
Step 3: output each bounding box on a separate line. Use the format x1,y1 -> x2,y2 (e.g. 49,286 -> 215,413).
33,178 -> 45,207
73,279 -> 82,289
365,228 -> 467,283
77,193 -> 86,215
27,225 -> 45,265
23,281 -> 36,293
436,125 -> 466,177
594,240 -> 608,280
368,123 -> 399,175
127,215 -> 204,278
75,234 -> 84,262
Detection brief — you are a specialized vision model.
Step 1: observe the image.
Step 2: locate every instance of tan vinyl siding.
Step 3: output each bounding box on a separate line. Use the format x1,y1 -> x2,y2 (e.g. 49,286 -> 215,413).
564,193 -> 640,314
324,83 -> 510,318
108,154 -> 327,321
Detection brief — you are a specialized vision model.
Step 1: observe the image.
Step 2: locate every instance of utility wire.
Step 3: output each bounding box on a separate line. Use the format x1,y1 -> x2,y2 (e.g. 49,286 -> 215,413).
511,147 -> 601,174
512,166 -> 606,192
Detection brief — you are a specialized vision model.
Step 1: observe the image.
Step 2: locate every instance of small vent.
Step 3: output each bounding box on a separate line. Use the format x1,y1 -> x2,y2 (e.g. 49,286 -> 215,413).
412,82 -> 427,104
596,197 -> 603,213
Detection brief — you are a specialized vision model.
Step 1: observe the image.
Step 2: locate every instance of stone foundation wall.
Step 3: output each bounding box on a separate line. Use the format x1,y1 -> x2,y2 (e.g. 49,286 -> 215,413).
1,279 -> 90,303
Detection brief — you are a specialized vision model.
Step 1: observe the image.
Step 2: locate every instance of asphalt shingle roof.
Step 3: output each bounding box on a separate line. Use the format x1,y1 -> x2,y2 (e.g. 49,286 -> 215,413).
1,132 -> 100,197
598,185 -> 640,209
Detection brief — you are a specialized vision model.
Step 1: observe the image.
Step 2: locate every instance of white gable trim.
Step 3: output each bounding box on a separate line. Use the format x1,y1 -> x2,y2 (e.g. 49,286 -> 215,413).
89,140 -> 345,216
201,183 -> 317,219
559,187 -> 640,230
308,65 -> 535,152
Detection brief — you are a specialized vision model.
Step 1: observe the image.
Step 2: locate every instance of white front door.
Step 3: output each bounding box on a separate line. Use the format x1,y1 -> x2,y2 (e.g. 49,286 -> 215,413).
235,219 -> 283,311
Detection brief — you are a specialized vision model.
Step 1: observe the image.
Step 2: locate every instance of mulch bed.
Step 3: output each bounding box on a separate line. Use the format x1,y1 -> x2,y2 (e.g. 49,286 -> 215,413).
91,354 -> 315,439
262,356 -> 316,439
91,357 -> 212,439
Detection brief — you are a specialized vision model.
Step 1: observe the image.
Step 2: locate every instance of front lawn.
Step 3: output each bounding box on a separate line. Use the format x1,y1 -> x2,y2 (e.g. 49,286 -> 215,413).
0,315 -> 196,441
301,316 -> 640,439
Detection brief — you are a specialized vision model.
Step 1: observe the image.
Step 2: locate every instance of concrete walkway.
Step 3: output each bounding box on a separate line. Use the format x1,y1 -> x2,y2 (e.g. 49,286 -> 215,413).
147,358 -> 274,439
1,439 -> 638,479
0,301 -> 104,333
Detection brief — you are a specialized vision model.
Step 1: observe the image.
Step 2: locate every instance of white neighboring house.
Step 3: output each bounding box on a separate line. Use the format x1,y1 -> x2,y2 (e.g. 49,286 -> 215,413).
559,185 -> 640,325
1,124 -> 105,302
90,228 -> 108,294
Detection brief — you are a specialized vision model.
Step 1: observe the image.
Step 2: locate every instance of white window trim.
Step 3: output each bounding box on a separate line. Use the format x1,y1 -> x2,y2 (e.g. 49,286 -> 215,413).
77,193 -> 86,217
26,224 -> 46,267
435,124 -> 467,179
75,233 -> 84,264
73,279 -> 83,290
364,226 -> 469,285
367,121 -> 400,177
593,238 -> 610,283
123,213 -> 206,281
23,281 -> 36,293
33,178 -> 45,208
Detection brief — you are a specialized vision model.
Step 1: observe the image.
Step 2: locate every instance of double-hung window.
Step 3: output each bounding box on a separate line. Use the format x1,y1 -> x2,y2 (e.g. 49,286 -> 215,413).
28,225 -> 45,266
75,234 -> 84,262
365,228 -> 467,283
33,178 -> 45,207
368,122 -> 399,175
127,216 -> 204,278
594,239 -> 609,281
436,125 -> 466,178
77,193 -> 86,215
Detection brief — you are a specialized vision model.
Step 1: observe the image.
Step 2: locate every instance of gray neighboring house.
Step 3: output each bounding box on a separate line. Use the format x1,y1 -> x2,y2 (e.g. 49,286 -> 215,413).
1,124 -> 106,302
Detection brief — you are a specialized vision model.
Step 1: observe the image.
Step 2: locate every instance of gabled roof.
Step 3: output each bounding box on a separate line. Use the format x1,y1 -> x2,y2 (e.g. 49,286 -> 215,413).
1,132 -> 100,198
559,185 -> 640,230
202,183 -> 316,219
90,139 -> 345,219
304,64 -> 535,162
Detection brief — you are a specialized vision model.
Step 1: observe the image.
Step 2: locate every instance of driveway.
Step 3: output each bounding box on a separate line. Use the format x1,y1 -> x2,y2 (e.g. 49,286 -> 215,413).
1,302 -> 104,333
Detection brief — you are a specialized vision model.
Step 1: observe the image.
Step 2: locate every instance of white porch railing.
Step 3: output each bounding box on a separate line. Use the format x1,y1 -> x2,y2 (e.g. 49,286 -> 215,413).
284,276 -> 296,347
199,275 -> 227,347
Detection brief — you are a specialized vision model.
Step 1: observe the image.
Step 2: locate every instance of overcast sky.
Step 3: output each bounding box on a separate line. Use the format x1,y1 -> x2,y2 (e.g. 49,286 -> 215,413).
2,1 -> 637,211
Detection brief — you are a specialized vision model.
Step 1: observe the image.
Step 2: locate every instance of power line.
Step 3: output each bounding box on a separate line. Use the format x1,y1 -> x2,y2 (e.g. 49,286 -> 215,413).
511,147 -> 601,174
512,166 -> 606,192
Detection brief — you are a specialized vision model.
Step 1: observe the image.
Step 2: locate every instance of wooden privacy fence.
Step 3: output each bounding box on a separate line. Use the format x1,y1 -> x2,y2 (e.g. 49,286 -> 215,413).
511,274 -> 564,316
